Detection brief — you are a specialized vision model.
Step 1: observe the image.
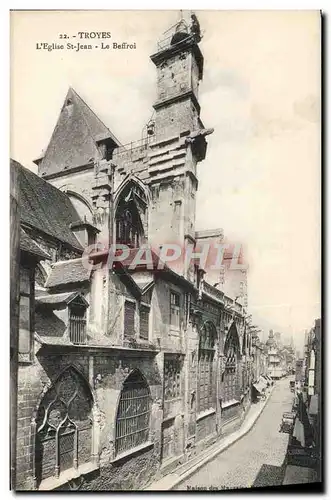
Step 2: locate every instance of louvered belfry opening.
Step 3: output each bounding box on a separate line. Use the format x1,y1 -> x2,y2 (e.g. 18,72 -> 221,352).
115,370 -> 151,457
69,301 -> 87,345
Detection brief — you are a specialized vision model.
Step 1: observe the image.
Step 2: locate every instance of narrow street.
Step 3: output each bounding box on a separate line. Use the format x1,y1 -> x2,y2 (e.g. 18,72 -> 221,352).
176,378 -> 293,490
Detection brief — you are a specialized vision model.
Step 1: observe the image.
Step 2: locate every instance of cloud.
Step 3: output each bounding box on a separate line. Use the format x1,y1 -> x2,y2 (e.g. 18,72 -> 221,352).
293,94 -> 320,124
202,67 -> 250,98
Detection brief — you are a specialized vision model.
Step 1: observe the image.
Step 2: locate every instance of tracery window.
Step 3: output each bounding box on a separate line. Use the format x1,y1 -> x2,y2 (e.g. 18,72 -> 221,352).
115,184 -> 147,248
35,368 -> 93,487
164,355 -> 182,401
115,370 -> 151,456
223,324 -> 240,403
197,321 -> 216,413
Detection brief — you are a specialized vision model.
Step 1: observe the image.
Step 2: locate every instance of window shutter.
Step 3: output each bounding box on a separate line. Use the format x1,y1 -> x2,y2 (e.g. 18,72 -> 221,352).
124,301 -> 136,337
140,305 -> 149,340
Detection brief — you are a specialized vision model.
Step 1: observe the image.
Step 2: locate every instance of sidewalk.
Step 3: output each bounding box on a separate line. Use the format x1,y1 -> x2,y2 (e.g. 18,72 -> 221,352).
145,386 -> 275,491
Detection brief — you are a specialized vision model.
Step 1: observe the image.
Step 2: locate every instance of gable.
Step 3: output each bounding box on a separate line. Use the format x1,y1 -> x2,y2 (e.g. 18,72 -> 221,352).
36,88 -> 120,178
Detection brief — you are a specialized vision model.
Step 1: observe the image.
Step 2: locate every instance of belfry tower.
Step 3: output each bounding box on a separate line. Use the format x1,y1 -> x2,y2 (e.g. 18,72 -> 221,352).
147,15 -> 213,277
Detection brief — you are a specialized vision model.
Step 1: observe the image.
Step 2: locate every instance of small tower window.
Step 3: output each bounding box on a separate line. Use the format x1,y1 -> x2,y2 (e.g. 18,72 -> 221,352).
68,299 -> 87,345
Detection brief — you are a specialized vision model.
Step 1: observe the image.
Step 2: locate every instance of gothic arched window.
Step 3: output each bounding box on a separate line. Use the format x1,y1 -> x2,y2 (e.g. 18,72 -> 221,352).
197,321 -> 217,413
115,370 -> 151,456
223,323 -> 240,403
35,368 -> 93,487
115,183 -> 147,248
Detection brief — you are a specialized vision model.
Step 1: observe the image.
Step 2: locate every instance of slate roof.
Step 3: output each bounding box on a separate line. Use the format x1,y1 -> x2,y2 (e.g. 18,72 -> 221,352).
45,258 -> 91,288
36,87 -> 121,177
12,160 -> 83,251
35,292 -> 89,309
20,228 -> 50,260
35,310 -> 67,339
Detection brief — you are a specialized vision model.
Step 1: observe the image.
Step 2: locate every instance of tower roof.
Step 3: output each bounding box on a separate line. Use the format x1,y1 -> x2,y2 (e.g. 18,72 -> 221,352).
35,87 -> 121,178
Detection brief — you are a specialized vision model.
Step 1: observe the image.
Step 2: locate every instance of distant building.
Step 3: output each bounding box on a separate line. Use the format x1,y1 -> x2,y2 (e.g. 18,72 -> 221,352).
295,358 -> 305,385
266,330 -> 283,379
301,319 -> 322,481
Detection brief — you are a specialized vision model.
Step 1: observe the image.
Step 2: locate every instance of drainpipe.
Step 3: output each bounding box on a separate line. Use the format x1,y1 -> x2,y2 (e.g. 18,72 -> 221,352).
106,163 -> 115,336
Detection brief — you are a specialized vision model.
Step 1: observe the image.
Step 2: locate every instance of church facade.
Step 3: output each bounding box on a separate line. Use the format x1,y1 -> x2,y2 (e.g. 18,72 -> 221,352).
12,17 -> 252,491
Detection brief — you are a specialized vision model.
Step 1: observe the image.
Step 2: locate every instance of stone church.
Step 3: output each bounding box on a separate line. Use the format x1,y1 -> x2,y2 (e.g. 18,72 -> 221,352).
11,16 -> 251,491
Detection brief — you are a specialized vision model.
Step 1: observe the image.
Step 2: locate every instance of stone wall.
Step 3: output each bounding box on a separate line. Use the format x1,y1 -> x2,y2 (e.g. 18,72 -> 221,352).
15,350 -> 163,491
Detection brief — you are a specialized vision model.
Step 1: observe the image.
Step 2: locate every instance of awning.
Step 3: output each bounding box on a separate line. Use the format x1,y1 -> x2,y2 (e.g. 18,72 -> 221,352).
258,376 -> 268,388
261,375 -> 270,385
252,381 -> 265,394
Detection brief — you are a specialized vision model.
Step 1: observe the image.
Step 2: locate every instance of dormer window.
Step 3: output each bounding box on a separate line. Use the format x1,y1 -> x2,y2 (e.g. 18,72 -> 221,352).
35,292 -> 89,346
69,300 -> 87,345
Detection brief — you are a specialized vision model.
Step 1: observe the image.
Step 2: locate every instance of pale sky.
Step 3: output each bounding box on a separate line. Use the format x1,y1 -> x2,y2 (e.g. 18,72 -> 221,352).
10,10 -> 321,352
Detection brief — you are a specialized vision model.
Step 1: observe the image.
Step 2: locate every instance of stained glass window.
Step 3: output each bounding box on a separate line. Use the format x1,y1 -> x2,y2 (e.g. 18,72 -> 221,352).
35,368 -> 93,487
115,184 -> 146,248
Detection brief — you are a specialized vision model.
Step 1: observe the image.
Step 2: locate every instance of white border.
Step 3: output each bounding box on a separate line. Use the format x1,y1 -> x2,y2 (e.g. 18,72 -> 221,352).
2,2 -> 328,499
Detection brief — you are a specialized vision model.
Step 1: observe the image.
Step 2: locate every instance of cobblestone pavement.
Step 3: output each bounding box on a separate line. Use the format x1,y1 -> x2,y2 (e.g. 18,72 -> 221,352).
176,378 -> 293,491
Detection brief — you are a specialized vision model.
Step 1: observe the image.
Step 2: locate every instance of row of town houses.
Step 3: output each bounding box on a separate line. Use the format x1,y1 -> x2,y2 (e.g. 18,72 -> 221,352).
10,17 -> 292,491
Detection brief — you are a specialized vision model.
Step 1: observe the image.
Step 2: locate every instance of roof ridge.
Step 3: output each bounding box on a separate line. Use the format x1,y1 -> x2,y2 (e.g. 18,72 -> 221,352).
69,87 -> 121,146
52,256 -> 84,266
70,88 -> 99,147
